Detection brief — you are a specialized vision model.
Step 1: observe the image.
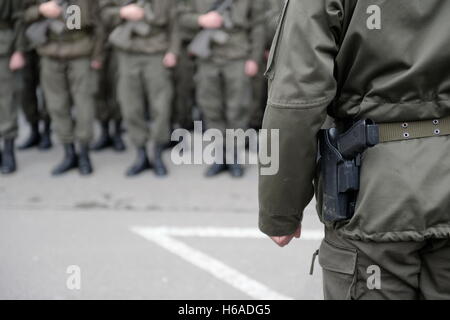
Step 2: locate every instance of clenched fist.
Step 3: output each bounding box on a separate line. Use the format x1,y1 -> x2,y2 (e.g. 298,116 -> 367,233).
9,52 -> 26,71
39,0 -> 62,19
270,226 -> 302,247
198,11 -> 224,29
120,4 -> 145,22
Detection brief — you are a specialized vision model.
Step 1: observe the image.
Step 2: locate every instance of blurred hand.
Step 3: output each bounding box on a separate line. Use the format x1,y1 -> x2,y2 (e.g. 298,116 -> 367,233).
120,4 -> 145,21
270,226 -> 301,247
163,52 -> 177,68
198,11 -> 224,29
91,60 -> 102,70
39,0 -> 63,19
245,59 -> 259,77
9,51 -> 26,71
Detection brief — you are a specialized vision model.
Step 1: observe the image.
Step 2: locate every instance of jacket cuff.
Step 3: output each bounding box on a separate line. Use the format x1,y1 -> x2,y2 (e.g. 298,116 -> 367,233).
259,209 -> 302,237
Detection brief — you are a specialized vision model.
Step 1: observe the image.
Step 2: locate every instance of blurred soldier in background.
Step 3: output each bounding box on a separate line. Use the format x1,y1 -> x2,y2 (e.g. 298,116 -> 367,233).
23,0 -> 104,176
17,48 -> 52,151
0,0 -> 25,174
249,0 -> 283,130
179,0 -> 265,178
100,0 -> 179,177
92,27 -> 126,152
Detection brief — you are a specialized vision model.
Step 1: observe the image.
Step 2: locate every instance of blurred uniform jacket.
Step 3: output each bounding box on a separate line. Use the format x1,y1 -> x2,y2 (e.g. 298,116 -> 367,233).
100,0 -> 180,55
23,0 -> 104,61
0,0 -> 25,56
179,0 -> 265,63
259,0 -> 450,241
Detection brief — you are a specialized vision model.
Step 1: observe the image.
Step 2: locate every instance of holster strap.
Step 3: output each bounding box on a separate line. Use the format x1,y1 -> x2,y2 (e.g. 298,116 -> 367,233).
378,116 -> 450,143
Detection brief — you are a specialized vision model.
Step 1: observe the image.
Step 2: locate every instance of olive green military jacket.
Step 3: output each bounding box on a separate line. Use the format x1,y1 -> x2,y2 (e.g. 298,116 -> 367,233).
178,0 -> 265,63
24,0 -> 104,61
100,0 -> 180,55
259,0 -> 450,242
0,0 -> 25,56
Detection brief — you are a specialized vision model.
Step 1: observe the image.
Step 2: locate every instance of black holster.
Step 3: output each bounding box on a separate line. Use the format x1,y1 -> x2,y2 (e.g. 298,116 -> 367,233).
318,120 -> 379,223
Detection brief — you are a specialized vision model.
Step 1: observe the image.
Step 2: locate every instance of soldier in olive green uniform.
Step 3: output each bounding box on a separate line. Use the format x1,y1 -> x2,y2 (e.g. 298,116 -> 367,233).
259,0 -> 450,300
249,0 -> 283,130
17,48 -> 52,151
179,0 -> 265,177
0,0 -> 25,174
92,31 -> 125,152
100,0 -> 179,177
24,0 -> 104,176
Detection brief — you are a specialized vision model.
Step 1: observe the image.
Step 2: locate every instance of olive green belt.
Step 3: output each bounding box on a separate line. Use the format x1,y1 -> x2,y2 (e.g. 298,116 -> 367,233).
378,116 -> 450,143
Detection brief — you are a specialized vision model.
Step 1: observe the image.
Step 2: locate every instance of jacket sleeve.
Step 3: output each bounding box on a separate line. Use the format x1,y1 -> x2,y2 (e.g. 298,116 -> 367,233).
12,0 -> 26,52
248,0 -> 265,63
23,0 -> 42,24
167,0 -> 180,55
90,0 -> 105,63
258,0 -> 343,236
178,0 -> 201,31
99,0 -> 123,29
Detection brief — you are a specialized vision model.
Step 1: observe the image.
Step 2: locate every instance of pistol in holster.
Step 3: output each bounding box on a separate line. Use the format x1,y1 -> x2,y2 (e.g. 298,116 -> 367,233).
318,119 -> 379,223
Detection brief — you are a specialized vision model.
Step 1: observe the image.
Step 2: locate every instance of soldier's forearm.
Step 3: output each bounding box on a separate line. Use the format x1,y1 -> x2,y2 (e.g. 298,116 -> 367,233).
258,103 -> 329,237
24,5 -> 41,24
179,13 -> 202,30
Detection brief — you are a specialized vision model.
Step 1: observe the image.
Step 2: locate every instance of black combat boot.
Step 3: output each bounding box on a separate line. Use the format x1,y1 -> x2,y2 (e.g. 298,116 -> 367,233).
51,143 -> 78,176
205,147 -> 228,177
126,147 -> 151,176
18,123 -> 40,150
154,144 -> 168,177
111,120 -> 126,152
1,139 -> 17,174
78,144 -> 93,176
38,120 -> 52,150
228,147 -> 245,178
92,121 -> 112,151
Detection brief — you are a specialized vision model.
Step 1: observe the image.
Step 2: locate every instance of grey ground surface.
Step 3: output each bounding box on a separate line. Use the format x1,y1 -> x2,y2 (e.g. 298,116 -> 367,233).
0,125 -> 323,300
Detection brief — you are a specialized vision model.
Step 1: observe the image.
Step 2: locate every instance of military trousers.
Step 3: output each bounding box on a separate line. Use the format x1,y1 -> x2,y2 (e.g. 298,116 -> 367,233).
20,50 -> 49,126
0,55 -> 18,140
97,49 -> 121,123
173,43 -> 195,130
196,59 -> 252,133
117,52 -> 173,147
40,56 -> 97,145
318,227 -> 450,300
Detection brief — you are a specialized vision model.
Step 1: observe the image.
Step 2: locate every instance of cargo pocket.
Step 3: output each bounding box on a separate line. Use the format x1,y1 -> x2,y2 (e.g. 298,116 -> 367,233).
319,239 -> 358,300
264,0 -> 289,80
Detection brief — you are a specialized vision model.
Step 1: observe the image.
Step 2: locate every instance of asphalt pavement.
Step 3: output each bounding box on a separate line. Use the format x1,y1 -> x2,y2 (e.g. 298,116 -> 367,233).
0,125 -> 324,300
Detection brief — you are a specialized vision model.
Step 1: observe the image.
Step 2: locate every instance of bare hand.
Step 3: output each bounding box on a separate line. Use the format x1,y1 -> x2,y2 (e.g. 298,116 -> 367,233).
245,59 -> 259,77
270,226 -> 302,247
90,60 -> 102,70
39,0 -> 63,19
163,52 -> 177,68
120,4 -> 145,21
9,51 -> 26,71
198,11 -> 224,29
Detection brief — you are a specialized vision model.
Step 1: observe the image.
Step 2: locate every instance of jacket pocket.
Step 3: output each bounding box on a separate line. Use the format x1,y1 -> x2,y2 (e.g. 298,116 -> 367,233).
319,239 -> 358,300
264,0 -> 289,80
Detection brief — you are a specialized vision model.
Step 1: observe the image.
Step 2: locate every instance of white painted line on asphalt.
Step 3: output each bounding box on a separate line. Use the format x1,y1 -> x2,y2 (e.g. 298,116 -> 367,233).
130,226 -> 324,300
137,226 -> 324,240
